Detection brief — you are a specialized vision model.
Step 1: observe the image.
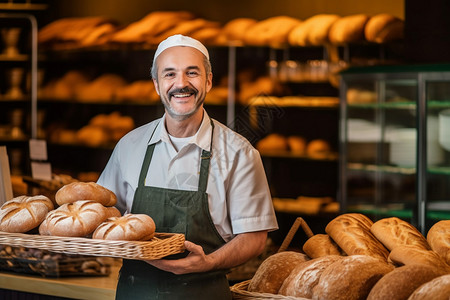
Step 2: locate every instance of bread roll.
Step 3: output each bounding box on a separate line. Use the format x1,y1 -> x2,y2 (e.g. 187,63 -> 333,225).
256,133 -> 288,153
243,16 -> 301,47
312,255 -> 394,300
105,206 -> 122,219
388,244 -> 450,272
287,136 -> 306,155
248,251 -> 309,294
364,13 -> 404,43
328,14 -> 370,44
279,255 -> 342,298
39,200 -> 107,237
55,182 -> 117,207
92,214 -> 156,241
367,264 -> 445,300
325,213 -> 389,261
306,139 -> 331,159
408,274 -> 450,300
288,14 -> 340,46
427,220 -> 450,265
303,234 -> 342,258
0,195 -> 54,233
370,217 -> 430,251
222,18 -> 258,43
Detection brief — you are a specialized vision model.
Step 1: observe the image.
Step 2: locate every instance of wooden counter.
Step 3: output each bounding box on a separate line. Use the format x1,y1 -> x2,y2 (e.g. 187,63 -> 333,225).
0,263 -> 120,300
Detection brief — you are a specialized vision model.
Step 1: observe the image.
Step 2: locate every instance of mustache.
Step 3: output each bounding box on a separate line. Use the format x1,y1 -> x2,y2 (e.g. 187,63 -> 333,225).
169,87 -> 198,97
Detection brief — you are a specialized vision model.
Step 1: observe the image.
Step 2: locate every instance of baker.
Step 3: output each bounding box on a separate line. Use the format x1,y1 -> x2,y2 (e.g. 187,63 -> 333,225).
97,34 -> 279,299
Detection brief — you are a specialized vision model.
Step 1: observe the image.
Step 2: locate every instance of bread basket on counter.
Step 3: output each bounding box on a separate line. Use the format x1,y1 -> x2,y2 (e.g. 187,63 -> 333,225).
230,217 -> 314,300
0,231 -> 185,260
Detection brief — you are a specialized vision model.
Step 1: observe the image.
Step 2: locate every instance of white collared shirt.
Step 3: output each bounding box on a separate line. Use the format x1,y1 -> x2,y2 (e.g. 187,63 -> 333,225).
97,110 -> 278,241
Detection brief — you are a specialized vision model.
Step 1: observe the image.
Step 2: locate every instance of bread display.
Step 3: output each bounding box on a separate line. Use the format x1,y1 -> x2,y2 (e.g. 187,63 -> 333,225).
243,16 -> 301,47
76,73 -> 127,102
364,13 -> 404,43
39,200 -> 107,237
93,214 -> 156,241
247,251 -> 309,294
370,217 -> 431,251
279,255 -> 342,298
55,182 -> 117,207
288,14 -> 340,46
328,14 -> 370,44
366,264 -> 445,300
388,244 -> 450,272
0,195 -> 54,233
408,274 -> 450,300
325,213 -> 390,261
427,220 -> 450,265
256,133 -> 289,153
287,136 -> 307,155
303,234 -> 342,258
222,18 -> 258,43
306,139 -> 332,159
312,255 -> 394,300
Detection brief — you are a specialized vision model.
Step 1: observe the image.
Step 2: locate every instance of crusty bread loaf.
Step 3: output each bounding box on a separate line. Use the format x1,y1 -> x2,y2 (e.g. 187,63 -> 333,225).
325,213 -> 389,261
306,139 -> 331,159
288,14 -> 340,46
248,251 -> 309,294
243,16 -> 301,47
39,200 -> 107,237
287,136 -> 307,155
222,18 -> 258,43
279,255 -> 342,298
303,234 -> 341,258
388,244 -> 450,272
105,206 -> 122,219
370,217 -> 430,251
328,14 -> 370,44
0,195 -> 54,233
312,255 -> 394,300
364,13 -> 404,43
55,182 -> 117,207
427,220 -> 450,265
408,274 -> 450,300
256,133 -> 288,153
367,264 -> 445,300
92,214 -> 155,241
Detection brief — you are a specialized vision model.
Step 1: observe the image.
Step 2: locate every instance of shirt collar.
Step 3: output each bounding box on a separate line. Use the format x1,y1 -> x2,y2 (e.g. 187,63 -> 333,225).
148,109 -> 213,152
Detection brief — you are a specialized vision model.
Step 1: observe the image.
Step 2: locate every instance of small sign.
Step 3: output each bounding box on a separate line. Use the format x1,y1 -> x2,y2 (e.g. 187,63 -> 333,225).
29,139 -> 48,161
0,146 -> 13,205
31,161 -> 52,181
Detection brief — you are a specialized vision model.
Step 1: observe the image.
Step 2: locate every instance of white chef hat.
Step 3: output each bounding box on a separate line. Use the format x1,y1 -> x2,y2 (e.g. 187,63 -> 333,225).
153,34 -> 210,64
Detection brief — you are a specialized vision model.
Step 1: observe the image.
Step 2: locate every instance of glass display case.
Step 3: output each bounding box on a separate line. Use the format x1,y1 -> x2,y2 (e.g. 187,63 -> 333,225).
339,64 -> 450,234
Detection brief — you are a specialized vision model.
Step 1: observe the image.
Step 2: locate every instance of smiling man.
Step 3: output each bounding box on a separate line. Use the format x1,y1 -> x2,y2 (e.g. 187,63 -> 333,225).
97,34 -> 278,299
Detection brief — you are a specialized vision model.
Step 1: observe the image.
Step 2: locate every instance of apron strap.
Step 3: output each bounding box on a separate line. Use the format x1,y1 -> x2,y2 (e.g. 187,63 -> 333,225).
198,119 -> 214,193
138,123 -> 159,187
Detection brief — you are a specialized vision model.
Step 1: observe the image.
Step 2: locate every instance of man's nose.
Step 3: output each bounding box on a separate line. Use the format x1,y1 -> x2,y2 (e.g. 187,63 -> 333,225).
174,73 -> 189,87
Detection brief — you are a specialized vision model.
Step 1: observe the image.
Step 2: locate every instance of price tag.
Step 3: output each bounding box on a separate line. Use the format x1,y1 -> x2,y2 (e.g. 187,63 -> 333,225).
29,139 -> 48,161
31,161 -> 52,181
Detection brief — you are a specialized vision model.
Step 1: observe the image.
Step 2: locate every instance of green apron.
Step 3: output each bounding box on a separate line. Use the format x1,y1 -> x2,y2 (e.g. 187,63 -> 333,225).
115,120 -> 232,300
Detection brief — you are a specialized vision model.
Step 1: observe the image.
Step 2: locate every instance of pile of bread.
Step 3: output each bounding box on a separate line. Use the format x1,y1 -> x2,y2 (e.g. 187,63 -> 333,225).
242,213 -> 450,299
0,182 -> 156,242
256,134 -> 335,159
38,11 -> 404,50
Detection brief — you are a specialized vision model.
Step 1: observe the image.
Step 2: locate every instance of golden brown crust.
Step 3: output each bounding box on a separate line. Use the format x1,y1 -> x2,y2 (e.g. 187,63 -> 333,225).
367,264 -> 445,300
243,16 -> 301,47
388,244 -> 450,272
279,255 -> 343,297
288,14 -> 340,46
248,251 -> 309,294
302,234 -> 342,258
370,217 -> 430,251
364,13 -> 404,43
55,182 -> 117,207
328,14 -> 370,44
312,255 -> 394,300
222,18 -> 258,42
408,274 -> 450,300
92,214 -> 155,241
325,213 -> 389,261
0,195 -> 54,233
427,220 -> 450,265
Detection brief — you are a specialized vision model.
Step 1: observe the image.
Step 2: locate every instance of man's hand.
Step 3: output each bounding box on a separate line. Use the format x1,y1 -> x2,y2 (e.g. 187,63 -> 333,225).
146,231 -> 267,275
146,241 -> 214,275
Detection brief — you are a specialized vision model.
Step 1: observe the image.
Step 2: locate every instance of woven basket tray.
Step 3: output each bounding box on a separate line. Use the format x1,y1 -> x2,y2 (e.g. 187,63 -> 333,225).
0,231 -> 185,260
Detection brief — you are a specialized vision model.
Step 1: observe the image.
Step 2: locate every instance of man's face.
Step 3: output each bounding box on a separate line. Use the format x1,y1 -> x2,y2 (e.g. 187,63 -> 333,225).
153,46 -> 212,121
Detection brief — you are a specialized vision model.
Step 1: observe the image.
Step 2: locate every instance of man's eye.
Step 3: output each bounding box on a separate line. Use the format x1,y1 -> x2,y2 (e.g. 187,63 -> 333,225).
164,72 -> 175,78
187,71 -> 199,77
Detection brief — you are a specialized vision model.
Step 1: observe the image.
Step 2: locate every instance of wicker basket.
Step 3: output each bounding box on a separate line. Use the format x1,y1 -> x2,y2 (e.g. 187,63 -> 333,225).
0,231 -> 185,260
230,217 -> 314,300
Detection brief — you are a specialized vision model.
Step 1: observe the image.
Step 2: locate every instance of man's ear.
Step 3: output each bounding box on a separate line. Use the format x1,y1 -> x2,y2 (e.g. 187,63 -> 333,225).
152,78 -> 160,95
206,72 -> 213,93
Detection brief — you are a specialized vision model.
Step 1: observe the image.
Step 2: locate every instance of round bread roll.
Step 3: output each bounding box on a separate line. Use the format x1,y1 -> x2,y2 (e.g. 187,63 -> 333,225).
279,255 -> 343,298
256,133 -> 288,153
303,234 -> 342,258
371,217 -> 431,251
287,136 -> 307,155
0,195 -> 54,233
306,139 -> 331,159
92,214 -> 156,241
408,274 -> 450,300
364,13 -> 404,43
222,18 -> 258,43
248,251 -> 309,294
39,200 -> 107,237
367,264 -> 445,300
288,14 -> 340,46
55,182 -> 117,207
328,14 -> 370,44
427,220 -> 450,265
243,16 -> 301,47
312,255 -> 394,300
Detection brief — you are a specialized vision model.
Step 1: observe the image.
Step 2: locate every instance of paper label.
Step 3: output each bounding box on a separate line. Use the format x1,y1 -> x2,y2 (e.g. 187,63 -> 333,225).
31,161 -> 52,181
29,139 -> 48,161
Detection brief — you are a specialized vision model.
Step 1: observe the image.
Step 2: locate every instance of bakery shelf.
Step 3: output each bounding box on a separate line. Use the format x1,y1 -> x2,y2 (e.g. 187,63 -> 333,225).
347,163 -> 416,175
427,166 -> 450,176
260,150 -> 338,161
347,101 -> 416,109
249,96 -> 339,108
